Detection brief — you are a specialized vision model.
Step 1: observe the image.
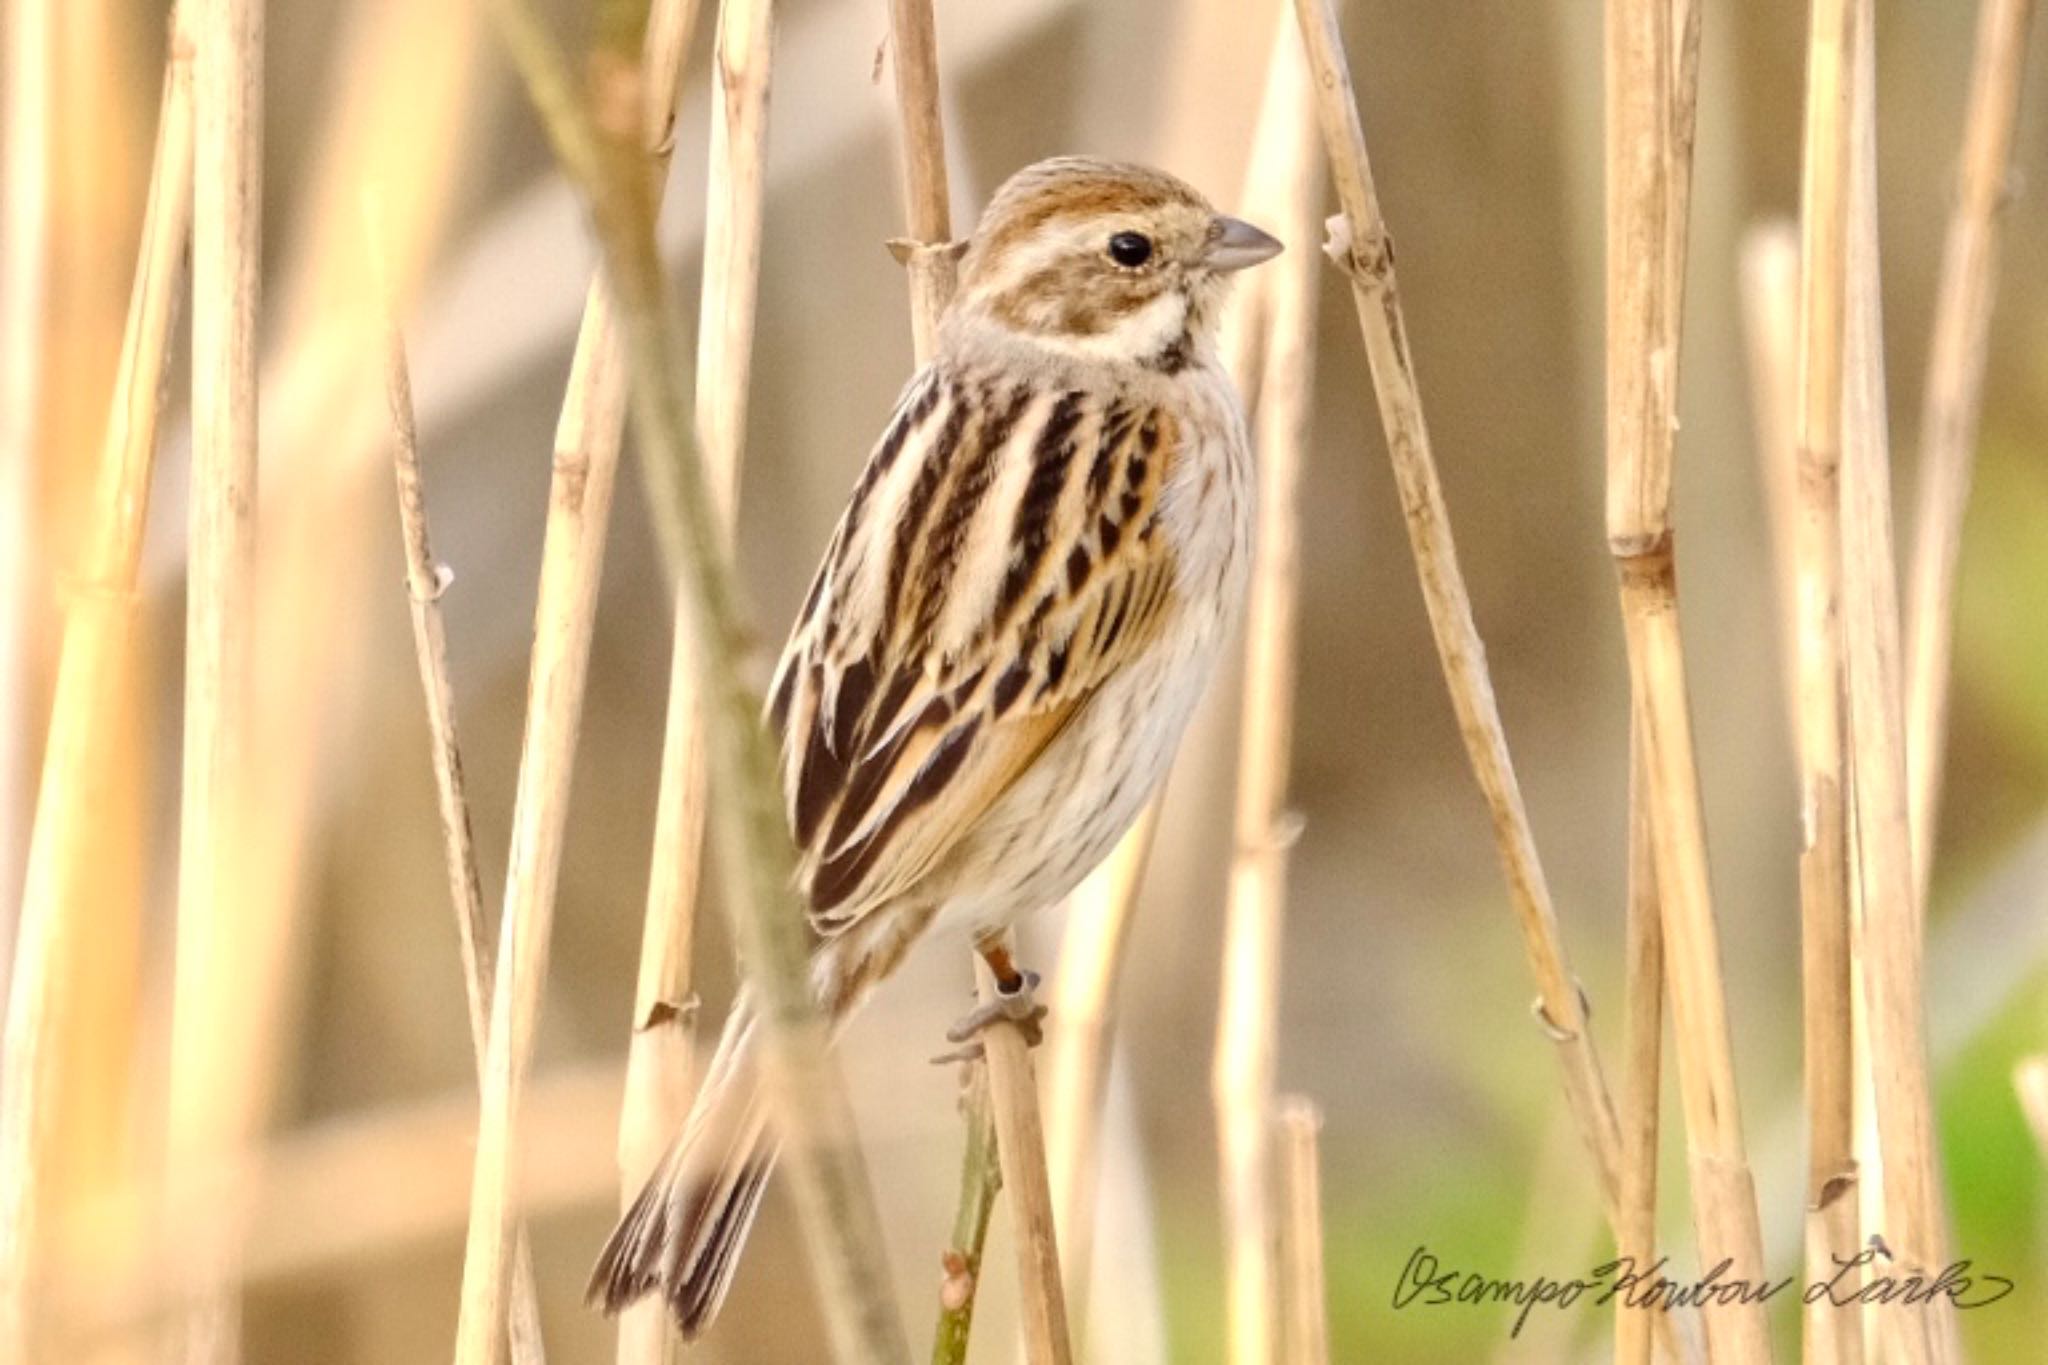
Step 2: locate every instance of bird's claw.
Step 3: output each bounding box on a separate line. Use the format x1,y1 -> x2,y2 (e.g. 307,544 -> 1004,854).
929,970 -> 1047,1065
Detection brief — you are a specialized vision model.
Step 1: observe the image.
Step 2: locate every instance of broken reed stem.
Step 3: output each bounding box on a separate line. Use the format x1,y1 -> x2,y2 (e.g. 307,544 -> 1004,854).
377,310 -> 548,1365
448,6 -> 700,1364
1042,810 -> 1158,1324
930,1068 -> 1001,1365
1840,8 -> 1960,1359
1274,1099 -> 1329,1365
1902,0 -> 2038,904
0,14 -> 193,1354
1792,0 -> 1862,1359
1613,730 -> 1663,1365
1213,22 -> 1318,1365
1284,20 -> 1694,1362
482,2 -> 911,1360
169,0 -> 263,1357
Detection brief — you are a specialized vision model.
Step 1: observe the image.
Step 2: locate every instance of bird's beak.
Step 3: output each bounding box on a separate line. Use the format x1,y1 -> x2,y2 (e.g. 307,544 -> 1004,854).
1206,215 -> 1284,272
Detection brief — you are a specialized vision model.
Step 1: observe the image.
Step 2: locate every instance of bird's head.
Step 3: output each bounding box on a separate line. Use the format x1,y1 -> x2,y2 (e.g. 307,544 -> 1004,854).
947,157 -> 1282,373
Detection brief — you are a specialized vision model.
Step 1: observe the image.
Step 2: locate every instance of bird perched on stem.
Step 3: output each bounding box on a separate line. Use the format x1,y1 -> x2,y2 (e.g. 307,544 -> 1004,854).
592,155 -> 1281,1337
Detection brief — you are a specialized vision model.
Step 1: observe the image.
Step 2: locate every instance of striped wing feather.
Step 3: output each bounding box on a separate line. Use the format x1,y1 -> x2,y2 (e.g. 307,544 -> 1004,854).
766,367 -> 1178,932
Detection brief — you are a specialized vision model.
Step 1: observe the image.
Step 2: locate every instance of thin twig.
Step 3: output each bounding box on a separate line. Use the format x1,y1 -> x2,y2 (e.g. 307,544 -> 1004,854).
375,288 -> 548,1365
0,12 -> 193,1355
1274,1098 -> 1329,1365
169,0 -> 263,1356
475,2 -> 911,1360
929,1069 -> 1001,1365
1903,0 -> 2038,904
1285,7 -> 1673,1348
1839,7 -> 1960,1359
1213,20 -> 1319,1365
1792,0 -> 1862,1358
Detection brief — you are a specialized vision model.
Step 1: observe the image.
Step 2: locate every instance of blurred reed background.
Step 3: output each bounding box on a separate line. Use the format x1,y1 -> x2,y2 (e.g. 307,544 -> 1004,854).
1,0 -> 2045,1361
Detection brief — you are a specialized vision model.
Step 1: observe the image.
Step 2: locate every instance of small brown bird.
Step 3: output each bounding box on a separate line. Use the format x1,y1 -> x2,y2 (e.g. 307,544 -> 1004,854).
591,156 -> 1280,1336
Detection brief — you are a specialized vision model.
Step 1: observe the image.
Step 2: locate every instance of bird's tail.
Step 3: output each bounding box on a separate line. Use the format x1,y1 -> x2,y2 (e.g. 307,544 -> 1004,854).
587,999 -> 776,1339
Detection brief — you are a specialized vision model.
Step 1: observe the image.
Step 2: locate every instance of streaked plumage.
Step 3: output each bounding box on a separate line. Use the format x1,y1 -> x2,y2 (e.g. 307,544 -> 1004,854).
592,156 -> 1280,1337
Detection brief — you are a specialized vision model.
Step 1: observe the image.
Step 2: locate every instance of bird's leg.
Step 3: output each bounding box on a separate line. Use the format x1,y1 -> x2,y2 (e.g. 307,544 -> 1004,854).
931,938 -> 1048,1064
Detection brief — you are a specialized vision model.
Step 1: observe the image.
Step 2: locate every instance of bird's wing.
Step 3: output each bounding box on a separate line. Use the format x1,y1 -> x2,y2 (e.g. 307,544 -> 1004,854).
766,366 -> 1183,932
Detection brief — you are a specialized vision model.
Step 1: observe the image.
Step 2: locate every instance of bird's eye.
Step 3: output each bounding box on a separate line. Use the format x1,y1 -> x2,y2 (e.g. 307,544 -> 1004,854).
1107,231 -> 1154,268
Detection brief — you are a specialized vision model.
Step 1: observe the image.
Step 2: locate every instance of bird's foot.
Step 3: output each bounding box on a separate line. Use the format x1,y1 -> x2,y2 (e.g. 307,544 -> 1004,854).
930,969 -> 1046,1065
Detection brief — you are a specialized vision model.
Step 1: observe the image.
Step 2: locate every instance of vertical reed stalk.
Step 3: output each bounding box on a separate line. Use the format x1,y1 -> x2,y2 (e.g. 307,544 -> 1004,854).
1042,810 -> 1158,1323
0,12 -> 192,1355
1274,1098 -> 1329,1365
450,6 -> 696,1363
377,309 -> 548,1365
973,953 -> 1074,1365
1792,1 -> 1862,1359
607,4 -> 745,1362
1605,0 -> 1772,1356
1212,20 -> 1318,1365
884,4 -> 1073,1359
1839,7 -> 1959,1358
0,0 -> 54,973
482,1 -> 910,1357
170,0 -> 262,1356
1285,22 -> 1695,1363
1737,223 -> 1801,728
1902,0 -> 2038,902
1613,733 -> 1663,1365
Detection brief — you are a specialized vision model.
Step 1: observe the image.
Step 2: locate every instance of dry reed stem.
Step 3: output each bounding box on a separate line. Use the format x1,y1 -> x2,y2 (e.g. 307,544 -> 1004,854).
1792,1 -> 1863,1359
169,0 -> 263,1356
483,1 -> 910,1358
882,4 -> 1074,1359
1605,1 -> 1773,1357
451,7 -> 697,1363
1213,21 -> 1318,1365
607,4 -> 744,1362
0,0 -> 54,975
1274,1099 -> 1329,1365
1613,731 -> 1663,1365
2017,1057 -> 2048,1163
1902,0 -> 2038,904
376,305 -> 548,1365
972,954 -> 1074,1365
1737,223 -> 1802,730
1840,8 -> 1959,1358
1287,0 -> 1656,1311
1042,809 -> 1158,1318
0,12 -> 192,1354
